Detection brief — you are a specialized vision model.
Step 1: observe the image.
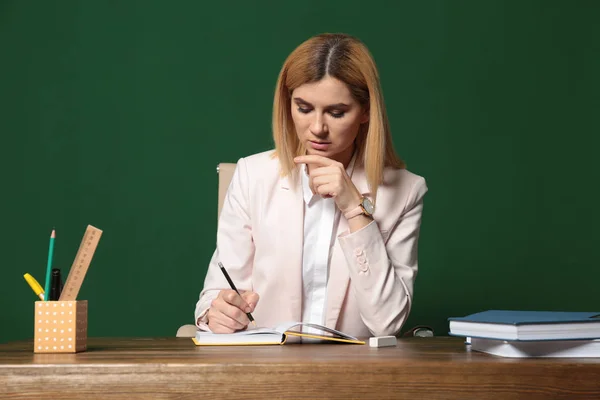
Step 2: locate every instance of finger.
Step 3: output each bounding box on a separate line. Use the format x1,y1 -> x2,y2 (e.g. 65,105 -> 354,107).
219,301 -> 251,326
314,183 -> 337,198
294,155 -> 335,167
212,296 -> 251,325
311,175 -> 334,189
207,314 -> 234,334
208,320 -> 235,334
209,310 -> 246,332
207,308 -> 238,333
221,289 -> 251,313
241,292 -> 260,311
309,178 -> 316,195
307,166 -> 342,178
211,299 -> 249,327
311,175 -> 342,194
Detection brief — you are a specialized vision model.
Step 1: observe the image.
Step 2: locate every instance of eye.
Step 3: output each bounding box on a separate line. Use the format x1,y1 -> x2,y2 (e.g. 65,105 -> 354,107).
329,111 -> 345,119
297,107 -> 312,114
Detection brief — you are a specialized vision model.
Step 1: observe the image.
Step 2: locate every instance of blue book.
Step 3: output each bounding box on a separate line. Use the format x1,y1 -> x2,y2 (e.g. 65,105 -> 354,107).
448,310 -> 600,341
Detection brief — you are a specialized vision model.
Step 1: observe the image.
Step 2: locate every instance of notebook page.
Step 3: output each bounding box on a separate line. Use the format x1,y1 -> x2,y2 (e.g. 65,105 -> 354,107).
274,322 -> 360,340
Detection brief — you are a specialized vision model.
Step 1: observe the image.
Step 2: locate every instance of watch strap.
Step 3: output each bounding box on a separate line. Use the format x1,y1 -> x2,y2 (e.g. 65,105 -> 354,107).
344,205 -> 364,220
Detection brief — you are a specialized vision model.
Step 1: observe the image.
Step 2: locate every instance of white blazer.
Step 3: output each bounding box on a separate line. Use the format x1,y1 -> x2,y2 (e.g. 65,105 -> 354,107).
196,150 -> 428,337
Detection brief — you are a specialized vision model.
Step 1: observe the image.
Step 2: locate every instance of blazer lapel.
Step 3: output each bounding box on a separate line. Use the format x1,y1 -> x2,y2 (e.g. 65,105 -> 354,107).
278,173 -> 304,323
325,166 -> 371,329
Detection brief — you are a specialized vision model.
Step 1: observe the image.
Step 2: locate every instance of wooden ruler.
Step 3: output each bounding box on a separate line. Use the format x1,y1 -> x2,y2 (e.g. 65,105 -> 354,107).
59,225 -> 103,301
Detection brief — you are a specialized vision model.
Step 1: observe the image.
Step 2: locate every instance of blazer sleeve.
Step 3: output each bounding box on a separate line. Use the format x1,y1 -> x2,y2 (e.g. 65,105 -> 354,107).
194,157 -> 255,331
337,176 -> 428,336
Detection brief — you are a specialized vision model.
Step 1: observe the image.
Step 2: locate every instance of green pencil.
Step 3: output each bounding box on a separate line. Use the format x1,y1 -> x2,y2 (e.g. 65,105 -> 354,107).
43,229 -> 56,301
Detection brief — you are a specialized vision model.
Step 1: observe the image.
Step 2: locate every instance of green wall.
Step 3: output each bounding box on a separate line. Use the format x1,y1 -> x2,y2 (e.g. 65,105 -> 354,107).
1,0 -> 598,343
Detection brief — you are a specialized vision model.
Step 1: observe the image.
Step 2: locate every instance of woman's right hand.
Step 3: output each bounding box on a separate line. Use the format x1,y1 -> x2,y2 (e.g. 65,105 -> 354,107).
207,289 -> 259,333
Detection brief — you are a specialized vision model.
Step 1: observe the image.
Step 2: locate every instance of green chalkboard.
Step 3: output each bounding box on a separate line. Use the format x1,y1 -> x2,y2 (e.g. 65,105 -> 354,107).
1,0 -> 598,343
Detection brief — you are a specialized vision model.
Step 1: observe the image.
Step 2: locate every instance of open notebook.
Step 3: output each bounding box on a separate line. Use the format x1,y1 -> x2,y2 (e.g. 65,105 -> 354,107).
193,322 -> 365,346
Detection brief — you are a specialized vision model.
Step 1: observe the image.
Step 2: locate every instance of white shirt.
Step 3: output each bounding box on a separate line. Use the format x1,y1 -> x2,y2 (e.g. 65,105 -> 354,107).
300,156 -> 356,330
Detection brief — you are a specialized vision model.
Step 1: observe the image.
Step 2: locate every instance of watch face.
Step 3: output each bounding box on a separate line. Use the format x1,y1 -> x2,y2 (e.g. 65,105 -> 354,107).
362,197 -> 374,214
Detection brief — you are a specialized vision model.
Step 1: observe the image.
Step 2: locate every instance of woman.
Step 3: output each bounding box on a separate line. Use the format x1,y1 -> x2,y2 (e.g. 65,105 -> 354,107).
195,33 -> 428,337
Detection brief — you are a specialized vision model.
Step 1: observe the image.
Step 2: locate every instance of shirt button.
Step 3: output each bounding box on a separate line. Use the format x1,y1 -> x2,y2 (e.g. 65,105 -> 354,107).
357,255 -> 366,264
354,248 -> 363,257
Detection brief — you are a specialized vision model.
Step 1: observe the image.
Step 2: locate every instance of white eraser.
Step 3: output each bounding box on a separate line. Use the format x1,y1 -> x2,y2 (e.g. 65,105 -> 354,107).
369,336 -> 397,348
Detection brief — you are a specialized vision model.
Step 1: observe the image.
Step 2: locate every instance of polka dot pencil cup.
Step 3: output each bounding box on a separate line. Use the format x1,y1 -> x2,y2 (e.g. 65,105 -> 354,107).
34,301 -> 88,353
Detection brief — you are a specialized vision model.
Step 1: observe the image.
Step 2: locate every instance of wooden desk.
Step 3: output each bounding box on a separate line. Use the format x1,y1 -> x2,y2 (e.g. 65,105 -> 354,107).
1,337 -> 599,399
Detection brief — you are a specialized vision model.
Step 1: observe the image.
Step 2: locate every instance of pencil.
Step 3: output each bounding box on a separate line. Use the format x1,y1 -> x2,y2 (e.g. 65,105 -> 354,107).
217,262 -> 256,327
43,229 -> 56,302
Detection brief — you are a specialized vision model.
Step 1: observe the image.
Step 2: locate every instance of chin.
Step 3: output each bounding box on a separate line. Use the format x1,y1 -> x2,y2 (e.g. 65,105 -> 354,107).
307,149 -> 335,158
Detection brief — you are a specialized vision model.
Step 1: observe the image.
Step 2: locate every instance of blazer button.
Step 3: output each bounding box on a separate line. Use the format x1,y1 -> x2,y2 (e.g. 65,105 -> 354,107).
359,262 -> 369,273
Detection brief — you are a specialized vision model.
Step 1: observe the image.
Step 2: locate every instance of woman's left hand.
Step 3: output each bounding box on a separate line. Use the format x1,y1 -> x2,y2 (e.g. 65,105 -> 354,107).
294,155 -> 362,214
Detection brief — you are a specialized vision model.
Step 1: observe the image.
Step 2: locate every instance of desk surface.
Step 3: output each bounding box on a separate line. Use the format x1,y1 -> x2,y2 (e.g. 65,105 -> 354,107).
1,337 -> 599,399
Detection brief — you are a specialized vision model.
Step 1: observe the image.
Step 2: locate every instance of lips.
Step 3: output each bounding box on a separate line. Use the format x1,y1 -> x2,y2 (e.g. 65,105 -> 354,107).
309,140 -> 331,151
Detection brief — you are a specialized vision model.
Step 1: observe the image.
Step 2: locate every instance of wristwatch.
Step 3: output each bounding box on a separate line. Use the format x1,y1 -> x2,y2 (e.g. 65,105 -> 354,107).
344,197 -> 375,220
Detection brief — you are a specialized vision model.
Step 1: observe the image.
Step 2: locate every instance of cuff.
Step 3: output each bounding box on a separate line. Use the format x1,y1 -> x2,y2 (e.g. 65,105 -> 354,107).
338,220 -> 384,273
195,307 -> 212,332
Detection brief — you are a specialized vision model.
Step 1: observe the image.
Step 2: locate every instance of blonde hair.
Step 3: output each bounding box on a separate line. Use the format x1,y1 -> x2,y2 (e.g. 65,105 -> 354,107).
272,33 -> 405,199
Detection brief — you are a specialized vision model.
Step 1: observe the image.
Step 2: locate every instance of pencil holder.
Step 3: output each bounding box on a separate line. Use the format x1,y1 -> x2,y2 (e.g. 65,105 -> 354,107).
34,300 -> 88,353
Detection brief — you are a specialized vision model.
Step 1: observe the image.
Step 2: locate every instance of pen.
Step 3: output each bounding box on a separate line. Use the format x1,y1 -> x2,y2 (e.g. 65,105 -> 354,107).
23,273 -> 45,300
217,262 -> 256,327
43,229 -> 56,301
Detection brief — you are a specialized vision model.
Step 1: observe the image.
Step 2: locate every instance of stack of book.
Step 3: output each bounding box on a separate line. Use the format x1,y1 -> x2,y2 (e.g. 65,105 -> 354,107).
448,310 -> 600,358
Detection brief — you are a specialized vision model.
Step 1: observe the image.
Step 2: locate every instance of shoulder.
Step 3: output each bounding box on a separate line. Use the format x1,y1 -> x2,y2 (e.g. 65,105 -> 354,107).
376,167 -> 428,213
238,149 -> 278,171
234,149 -> 281,184
383,168 -> 427,196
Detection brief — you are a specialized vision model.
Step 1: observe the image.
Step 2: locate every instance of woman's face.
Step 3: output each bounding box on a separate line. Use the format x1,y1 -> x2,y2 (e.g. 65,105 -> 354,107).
291,76 -> 368,165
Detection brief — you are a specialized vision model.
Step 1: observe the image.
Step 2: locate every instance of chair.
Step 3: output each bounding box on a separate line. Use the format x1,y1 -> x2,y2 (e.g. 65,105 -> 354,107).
176,163 -> 237,338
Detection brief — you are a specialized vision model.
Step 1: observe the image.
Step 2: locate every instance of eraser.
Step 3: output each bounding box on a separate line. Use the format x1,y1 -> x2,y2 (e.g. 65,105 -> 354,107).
369,336 -> 397,348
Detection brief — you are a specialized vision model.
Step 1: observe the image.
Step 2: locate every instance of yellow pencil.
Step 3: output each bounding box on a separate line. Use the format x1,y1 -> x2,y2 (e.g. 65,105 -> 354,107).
24,273 -> 45,300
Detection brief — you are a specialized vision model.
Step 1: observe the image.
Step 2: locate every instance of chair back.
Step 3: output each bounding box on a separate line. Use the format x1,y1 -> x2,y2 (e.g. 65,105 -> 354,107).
175,162 -> 237,338
217,163 -> 236,218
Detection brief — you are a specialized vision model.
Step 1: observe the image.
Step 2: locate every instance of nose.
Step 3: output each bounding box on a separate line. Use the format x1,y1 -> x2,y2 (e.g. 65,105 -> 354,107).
309,113 -> 327,137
